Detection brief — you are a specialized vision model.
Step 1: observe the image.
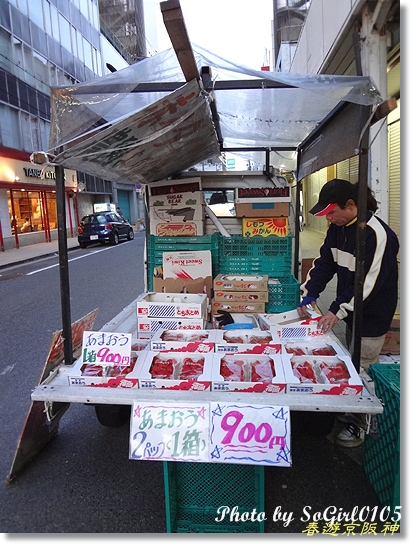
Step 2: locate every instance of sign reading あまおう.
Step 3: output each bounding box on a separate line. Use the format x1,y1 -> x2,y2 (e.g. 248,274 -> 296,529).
81,331 -> 132,365
242,218 -> 288,237
130,402 -> 210,463
129,401 -> 291,466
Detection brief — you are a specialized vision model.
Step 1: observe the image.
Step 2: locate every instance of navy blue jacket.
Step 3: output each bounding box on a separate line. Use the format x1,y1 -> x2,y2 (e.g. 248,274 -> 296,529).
301,212 -> 399,337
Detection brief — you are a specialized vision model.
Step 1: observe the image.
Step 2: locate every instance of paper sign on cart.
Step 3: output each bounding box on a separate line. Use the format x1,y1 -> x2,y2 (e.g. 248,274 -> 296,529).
81,331 -> 132,365
129,402 -> 210,463
209,402 -> 291,467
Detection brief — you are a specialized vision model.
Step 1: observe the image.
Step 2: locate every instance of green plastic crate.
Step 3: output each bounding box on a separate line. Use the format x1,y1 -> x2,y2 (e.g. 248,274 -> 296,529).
364,364 -> 400,517
266,275 -> 301,313
164,462 -> 265,533
218,234 -> 292,258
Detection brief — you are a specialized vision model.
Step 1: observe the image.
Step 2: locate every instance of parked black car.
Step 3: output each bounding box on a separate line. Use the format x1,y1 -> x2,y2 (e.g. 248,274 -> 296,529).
77,212 -> 134,248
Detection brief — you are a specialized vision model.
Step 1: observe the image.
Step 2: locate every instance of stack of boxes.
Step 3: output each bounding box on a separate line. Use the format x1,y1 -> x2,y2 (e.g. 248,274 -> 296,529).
136,292 -> 208,340
234,187 -> 290,238
149,178 -> 205,237
211,274 -> 269,317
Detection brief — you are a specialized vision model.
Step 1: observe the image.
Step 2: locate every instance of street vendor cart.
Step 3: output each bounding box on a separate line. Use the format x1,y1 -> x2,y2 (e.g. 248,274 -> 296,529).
10,0 -> 399,532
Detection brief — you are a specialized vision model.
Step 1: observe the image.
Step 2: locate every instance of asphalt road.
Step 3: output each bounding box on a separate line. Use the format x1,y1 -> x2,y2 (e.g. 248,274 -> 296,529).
0,233 -> 397,535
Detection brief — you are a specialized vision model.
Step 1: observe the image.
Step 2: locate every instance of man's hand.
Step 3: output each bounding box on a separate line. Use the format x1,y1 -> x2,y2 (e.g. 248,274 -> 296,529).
297,296 -> 317,318
317,310 -> 339,332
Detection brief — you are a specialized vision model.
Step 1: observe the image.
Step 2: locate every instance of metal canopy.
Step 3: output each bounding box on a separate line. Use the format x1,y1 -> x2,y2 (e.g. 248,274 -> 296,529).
44,36 -> 383,184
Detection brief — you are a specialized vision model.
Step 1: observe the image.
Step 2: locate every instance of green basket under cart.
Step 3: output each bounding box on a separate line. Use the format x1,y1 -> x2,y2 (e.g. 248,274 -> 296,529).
163,462 -> 265,533
364,364 -> 400,518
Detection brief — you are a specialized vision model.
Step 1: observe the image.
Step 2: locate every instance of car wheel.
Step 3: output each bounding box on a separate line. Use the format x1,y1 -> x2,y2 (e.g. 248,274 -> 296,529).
94,404 -> 131,428
127,228 -> 134,240
79,242 -> 88,249
110,231 -> 119,245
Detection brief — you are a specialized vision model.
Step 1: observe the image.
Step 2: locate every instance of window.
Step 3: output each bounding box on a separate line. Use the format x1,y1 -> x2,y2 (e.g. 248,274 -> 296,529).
59,14 -> 71,53
0,28 -> 13,72
28,0 -> 44,29
0,104 -> 22,148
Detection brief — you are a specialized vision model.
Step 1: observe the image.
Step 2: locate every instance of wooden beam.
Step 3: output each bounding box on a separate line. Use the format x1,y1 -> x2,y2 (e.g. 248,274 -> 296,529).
160,0 -> 199,82
371,97 -> 397,125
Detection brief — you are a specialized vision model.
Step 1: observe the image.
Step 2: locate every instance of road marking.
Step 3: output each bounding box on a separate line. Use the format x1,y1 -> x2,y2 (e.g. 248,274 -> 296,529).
26,246 -> 114,275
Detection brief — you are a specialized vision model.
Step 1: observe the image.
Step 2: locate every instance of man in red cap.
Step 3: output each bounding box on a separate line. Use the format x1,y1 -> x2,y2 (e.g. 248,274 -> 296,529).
297,178 -> 399,447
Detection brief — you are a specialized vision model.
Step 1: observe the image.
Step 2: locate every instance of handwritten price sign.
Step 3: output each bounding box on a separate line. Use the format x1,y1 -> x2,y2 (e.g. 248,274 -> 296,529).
81,331 -> 132,365
129,402 -> 210,463
209,402 -> 291,466
128,402 -> 291,466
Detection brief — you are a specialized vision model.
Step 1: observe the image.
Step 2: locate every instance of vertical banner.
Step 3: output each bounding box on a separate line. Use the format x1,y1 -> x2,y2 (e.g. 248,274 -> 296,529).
130,402 -> 210,462
209,403 -> 291,466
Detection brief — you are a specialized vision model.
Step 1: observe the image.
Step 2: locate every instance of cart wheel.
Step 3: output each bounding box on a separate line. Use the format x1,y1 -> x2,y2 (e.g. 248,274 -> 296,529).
293,411 -> 336,437
94,404 -> 131,428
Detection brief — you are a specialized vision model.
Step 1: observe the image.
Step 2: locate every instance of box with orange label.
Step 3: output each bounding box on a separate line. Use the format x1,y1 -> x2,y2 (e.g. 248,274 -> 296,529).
242,217 -> 288,237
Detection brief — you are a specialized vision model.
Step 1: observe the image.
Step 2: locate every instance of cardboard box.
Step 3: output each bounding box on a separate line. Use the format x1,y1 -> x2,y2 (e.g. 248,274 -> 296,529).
149,341 -> 215,353
211,353 -> 286,393
282,354 -> 362,395
137,350 -> 213,390
235,187 -> 290,201
149,191 -> 204,209
380,312 -> 400,355
136,292 -> 208,320
220,329 -> 276,344
211,299 -> 266,314
235,201 -> 289,218
242,217 -> 288,237
137,317 -> 206,340
149,206 -> 204,228
214,274 -> 269,292
282,340 -> 347,358
67,351 -> 147,388
153,276 -> 213,301
213,290 -> 268,303
148,177 -> 202,196
163,250 -> 212,280
151,220 -> 204,237
150,329 -> 219,350
257,309 -> 329,340
215,343 -> 282,355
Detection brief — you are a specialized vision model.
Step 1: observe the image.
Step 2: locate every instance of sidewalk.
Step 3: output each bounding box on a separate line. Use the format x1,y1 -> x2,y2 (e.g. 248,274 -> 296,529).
0,236 -> 80,269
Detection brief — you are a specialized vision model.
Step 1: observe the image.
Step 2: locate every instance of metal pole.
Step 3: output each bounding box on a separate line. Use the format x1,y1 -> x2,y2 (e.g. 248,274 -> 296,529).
55,164 -> 74,365
351,106 -> 372,371
294,179 -> 302,279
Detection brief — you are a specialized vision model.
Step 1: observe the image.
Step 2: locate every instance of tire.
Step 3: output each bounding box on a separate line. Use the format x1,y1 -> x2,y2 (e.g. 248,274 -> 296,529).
127,228 -> 134,241
110,231 -> 119,245
79,242 -> 88,249
94,404 -> 131,428
292,411 -> 336,437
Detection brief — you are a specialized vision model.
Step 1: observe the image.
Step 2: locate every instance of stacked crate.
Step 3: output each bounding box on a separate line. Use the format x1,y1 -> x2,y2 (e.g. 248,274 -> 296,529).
163,462 -> 265,533
364,364 -> 400,519
147,233 -> 220,292
217,234 -> 300,312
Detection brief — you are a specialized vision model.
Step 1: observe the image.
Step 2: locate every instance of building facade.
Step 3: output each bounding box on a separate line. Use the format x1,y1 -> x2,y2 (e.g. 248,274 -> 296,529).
275,0 -> 400,243
0,0 -> 145,250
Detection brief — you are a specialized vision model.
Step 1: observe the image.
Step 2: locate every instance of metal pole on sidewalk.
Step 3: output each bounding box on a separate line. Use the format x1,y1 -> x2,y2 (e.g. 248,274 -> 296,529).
55,164 -> 74,364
